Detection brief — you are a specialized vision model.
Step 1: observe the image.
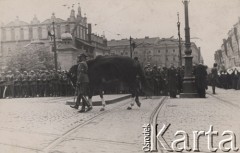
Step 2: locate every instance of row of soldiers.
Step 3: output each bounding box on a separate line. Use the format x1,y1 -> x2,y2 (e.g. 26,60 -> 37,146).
0,70 -> 75,98
143,63 -> 208,98
143,63 -> 184,97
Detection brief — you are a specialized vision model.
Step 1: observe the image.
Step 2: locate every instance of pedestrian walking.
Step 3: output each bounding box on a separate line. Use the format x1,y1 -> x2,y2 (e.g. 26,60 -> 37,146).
211,63 -> 218,94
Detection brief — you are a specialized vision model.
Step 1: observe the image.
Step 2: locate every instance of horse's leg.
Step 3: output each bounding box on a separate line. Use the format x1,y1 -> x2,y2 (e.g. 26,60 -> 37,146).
88,87 -> 93,106
132,81 -> 141,107
135,88 -> 141,107
99,85 -> 106,111
127,84 -> 135,110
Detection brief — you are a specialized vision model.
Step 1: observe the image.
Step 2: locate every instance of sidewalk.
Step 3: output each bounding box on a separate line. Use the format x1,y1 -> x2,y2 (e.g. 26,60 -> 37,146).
157,93 -> 240,153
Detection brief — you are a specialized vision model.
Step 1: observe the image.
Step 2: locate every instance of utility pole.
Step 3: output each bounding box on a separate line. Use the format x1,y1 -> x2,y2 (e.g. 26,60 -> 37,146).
130,36 -> 132,58
177,12 -> 182,67
52,21 -> 58,71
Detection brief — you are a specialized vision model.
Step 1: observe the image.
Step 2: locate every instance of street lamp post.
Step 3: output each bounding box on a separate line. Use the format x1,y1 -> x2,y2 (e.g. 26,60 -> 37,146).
177,12 -> 182,67
130,36 -> 133,58
180,0 -> 198,98
52,21 -> 58,71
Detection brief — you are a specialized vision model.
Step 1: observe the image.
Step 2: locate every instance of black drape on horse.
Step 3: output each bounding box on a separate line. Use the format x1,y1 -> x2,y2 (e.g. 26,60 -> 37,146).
67,56 -> 152,105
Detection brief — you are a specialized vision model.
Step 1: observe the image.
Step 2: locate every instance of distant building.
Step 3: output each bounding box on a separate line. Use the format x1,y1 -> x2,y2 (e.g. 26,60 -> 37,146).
0,4 -> 109,70
214,17 -> 240,70
108,37 -> 203,68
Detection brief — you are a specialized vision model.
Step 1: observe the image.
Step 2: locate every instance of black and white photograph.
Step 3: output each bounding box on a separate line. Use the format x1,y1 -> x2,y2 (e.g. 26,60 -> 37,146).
0,0 -> 240,152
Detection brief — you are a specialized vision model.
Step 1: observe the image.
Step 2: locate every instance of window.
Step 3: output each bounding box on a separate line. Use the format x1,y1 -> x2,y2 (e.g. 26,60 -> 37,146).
20,28 -> 24,40
11,28 -> 15,41
166,57 -> 168,61
65,25 -> 70,33
166,49 -> 168,53
158,50 -> 160,53
173,57 -> 175,61
173,49 -> 175,52
38,27 -> 42,39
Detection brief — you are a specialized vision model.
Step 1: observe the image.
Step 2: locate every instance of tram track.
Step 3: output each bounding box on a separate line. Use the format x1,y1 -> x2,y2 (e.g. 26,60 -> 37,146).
207,93 -> 240,110
42,98 -> 132,153
149,96 -> 168,152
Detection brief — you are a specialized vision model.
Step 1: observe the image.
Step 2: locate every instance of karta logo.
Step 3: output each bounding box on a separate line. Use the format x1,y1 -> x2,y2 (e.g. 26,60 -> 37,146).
142,124 -> 239,152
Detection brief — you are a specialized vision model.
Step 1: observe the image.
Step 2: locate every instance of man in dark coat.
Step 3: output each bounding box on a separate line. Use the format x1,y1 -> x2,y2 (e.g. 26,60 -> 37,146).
195,63 -> 208,98
211,63 -> 218,94
167,64 -> 177,98
71,53 -> 92,113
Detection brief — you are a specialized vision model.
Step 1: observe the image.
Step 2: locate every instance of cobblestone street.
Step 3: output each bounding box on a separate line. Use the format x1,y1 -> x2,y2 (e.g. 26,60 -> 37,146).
157,88 -> 240,153
0,95 -> 163,153
1,88 -> 240,153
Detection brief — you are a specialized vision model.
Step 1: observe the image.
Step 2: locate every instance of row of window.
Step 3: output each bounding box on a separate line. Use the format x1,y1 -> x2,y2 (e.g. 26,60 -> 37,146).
1,24 -> 87,41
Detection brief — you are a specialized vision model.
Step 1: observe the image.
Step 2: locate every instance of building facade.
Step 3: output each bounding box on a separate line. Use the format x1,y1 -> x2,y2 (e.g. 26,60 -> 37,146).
0,5 -> 109,71
214,17 -> 240,70
108,37 -> 203,68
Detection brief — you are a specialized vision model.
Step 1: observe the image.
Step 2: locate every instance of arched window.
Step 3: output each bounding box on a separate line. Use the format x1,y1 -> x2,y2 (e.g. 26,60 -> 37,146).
2,28 -> 6,41
20,28 -> 24,40
65,25 -> 70,33
38,27 -> 42,39
57,25 -> 61,38
11,28 -> 15,41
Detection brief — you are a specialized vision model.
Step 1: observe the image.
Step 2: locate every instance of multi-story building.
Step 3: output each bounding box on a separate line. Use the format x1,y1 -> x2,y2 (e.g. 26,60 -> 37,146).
214,17 -> 240,70
0,4 -> 109,70
108,37 -> 203,68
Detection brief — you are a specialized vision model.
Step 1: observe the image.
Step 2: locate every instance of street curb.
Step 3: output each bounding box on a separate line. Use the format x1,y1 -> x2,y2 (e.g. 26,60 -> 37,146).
65,94 -> 131,106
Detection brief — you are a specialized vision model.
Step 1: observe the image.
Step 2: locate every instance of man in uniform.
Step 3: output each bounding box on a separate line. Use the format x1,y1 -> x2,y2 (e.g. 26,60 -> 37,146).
195,63 -> 208,98
0,72 -> 5,98
167,64 -> 177,98
14,71 -> 23,98
71,53 -> 92,113
5,71 -> 14,98
211,63 -> 218,94
22,71 -> 29,97
29,70 -> 37,97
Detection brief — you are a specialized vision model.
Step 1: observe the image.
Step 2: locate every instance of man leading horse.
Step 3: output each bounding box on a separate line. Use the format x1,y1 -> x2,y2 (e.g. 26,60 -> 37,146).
68,55 -> 152,112
70,53 -> 92,113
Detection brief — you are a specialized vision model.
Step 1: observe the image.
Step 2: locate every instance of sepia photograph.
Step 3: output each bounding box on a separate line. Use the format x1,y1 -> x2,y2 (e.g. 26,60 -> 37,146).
0,0 -> 240,152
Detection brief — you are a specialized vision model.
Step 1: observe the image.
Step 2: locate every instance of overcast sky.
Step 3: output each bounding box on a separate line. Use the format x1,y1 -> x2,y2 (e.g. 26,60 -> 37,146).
1,0 -> 240,67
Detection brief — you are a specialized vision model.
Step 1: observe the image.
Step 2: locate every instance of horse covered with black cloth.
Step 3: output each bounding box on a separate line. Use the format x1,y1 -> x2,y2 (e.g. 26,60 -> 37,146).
67,56 -> 152,110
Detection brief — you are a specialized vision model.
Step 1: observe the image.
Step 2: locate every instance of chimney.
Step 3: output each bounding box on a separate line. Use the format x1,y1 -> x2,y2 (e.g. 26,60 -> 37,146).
88,24 -> 92,42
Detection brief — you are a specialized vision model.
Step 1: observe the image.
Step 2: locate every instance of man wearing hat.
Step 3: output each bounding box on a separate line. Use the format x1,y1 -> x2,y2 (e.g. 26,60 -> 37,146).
71,53 -> 92,113
211,63 -> 218,94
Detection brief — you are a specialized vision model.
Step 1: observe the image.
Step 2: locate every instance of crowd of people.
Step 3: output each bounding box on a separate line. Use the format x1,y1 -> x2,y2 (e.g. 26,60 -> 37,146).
0,70 -> 74,99
143,61 -> 208,98
0,56 -> 216,100
208,67 -> 240,90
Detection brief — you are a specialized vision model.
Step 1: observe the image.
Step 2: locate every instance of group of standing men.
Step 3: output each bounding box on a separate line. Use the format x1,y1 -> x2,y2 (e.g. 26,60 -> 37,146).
0,69 -> 74,99
144,62 -> 209,98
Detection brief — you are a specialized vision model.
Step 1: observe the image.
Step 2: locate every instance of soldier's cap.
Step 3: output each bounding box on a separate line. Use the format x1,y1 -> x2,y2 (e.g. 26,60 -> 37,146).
16,71 -> 20,73
23,71 -> 27,74
30,70 -> 34,73
8,70 -> 12,73
78,53 -> 88,58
